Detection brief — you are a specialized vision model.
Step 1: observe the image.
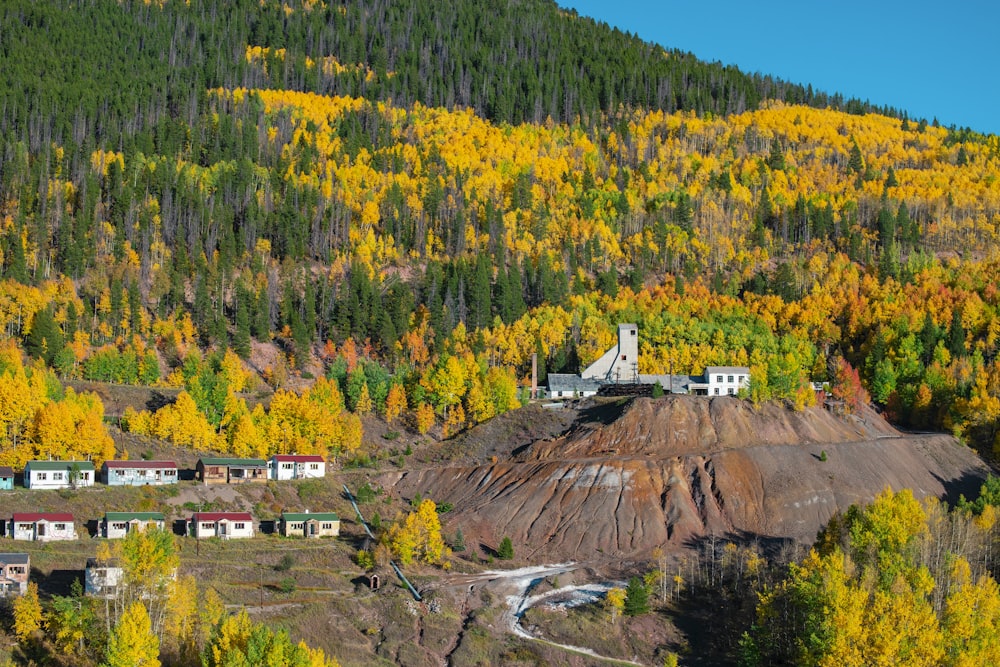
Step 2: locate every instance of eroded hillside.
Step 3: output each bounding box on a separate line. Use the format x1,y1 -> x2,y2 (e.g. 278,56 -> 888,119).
381,397 -> 990,559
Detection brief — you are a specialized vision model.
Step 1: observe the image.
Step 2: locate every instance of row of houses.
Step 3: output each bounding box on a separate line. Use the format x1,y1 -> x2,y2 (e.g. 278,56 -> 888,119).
6,510 -> 340,542
0,455 -> 327,491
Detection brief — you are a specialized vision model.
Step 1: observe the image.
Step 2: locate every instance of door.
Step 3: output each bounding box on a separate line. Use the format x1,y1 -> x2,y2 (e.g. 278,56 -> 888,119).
37,523 -> 45,537
309,522 -> 316,536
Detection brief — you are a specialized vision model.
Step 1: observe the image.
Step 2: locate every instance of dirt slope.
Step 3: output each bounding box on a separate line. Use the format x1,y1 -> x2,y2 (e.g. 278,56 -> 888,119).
382,397 -> 990,559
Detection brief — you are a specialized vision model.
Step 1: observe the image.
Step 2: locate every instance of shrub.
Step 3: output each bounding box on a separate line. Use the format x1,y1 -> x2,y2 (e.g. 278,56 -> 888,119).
275,554 -> 295,572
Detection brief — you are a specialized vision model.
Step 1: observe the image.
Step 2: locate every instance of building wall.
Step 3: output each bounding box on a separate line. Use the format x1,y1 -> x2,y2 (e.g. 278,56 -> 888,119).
85,566 -> 123,598
193,520 -> 254,539
0,563 -> 29,597
581,324 -> 640,383
104,520 -> 166,539
281,519 -> 339,537
272,462 -> 326,481
11,521 -> 77,542
105,468 -> 178,486
0,478 -> 13,490
25,467 -> 94,489
705,369 -> 750,396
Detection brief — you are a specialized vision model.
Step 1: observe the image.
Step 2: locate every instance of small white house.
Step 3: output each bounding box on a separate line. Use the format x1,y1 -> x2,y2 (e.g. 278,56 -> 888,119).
85,558 -> 123,598
704,366 -> 751,396
189,512 -> 254,540
9,513 -> 78,542
24,461 -> 95,489
102,460 -> 178,486
102,512 -> 167,539
279,511 -> 340,538
270,455 -> 326,481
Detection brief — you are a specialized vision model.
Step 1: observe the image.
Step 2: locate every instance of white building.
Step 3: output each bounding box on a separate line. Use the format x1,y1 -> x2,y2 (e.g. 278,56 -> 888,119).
85,558 -> 123,598
102,512 -> 167,539
701,366 -> 751,396
24,461 -> 95,489
9,513 -> 78,542
189,512 -> 254,539
270,454 -> 326,481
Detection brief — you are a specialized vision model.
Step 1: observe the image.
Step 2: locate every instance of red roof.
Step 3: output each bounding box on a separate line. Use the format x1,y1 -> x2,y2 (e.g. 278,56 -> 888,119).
104,460 -> 178,469
273,455 -> 325,463
12,512 -> 74,522
190,512 -> 253,522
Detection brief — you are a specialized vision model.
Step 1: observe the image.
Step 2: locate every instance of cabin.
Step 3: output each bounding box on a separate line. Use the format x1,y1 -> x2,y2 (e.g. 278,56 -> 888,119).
0,553 -> 29,597
270,454 -> 326,481
85,558 -> 123,598
102,460 -> 178,486
23,460 -> 95,489
102,512 -> 167,539
0,466 -> 14,490
279,511 -> 340,538
189,512 -> 255,539
196,458 -> 268,485
9,513 -> 78,542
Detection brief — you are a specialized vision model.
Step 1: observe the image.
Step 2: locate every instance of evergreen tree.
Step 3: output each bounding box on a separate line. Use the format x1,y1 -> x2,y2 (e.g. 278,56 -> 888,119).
623,576 -> 650,616
25,306 -> 63,366
497,536 -> 514,560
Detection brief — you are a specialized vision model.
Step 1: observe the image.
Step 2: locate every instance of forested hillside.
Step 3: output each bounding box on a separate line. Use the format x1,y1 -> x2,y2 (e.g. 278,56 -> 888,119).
1,0 -> 1000,469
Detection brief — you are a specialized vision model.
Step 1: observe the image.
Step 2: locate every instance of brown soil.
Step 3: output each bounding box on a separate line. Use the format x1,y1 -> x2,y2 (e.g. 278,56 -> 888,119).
381,396 -> 991,561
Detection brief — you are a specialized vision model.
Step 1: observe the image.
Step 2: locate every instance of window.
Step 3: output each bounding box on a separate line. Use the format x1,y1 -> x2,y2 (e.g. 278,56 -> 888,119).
630,330 -> 636,336
53,472 -> 64,481
202,522 -> 215,530
716,375 -> 723,382
309,464 -> 319,470
282,463 -> 293,469
621,355 -> 627,361
728,388 -> 735,395
17,524 -> 31,531
728,375 -> 734,383
54,523 -> 66,530
112,523 -> 128,530
714,388 -> 720,395
165,470 -> 175,476
234,523 -> 245,530
739,375 -> 745,382
322,523 -> 332,530
82,472 -> 90,480
115,469 -> 124,476
37,472 -> 47,481
9,566 -> 25,574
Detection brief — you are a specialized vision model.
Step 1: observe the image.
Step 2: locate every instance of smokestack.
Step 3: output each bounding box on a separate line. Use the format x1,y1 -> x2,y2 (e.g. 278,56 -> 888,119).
531,353 -> 538,400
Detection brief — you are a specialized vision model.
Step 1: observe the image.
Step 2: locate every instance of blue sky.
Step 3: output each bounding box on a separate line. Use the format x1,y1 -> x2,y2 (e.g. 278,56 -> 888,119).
561,1 -> 999,135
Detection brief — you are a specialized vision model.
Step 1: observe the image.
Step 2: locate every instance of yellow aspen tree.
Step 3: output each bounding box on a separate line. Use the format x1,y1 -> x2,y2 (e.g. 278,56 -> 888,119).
104,602 -> 160,667
605,588 -> 626,624
355,383 -> 373,415
384,383 -> 407,423
415,402 -> 435,434
13,582 -> 43,641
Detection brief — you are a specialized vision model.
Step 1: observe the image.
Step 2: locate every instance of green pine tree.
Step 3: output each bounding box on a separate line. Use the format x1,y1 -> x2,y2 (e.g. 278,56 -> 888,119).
623,576 -> 649,616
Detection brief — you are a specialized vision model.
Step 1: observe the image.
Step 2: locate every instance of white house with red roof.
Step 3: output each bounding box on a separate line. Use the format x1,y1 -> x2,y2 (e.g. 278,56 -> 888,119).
270,454 -> 326,481
188,512 -> 254,539
102,460 -> 179,486
9,513 -> 78,542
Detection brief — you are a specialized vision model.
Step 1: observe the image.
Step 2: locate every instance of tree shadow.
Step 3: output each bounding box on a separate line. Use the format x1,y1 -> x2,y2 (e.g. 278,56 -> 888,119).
33,567 -> 82,598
